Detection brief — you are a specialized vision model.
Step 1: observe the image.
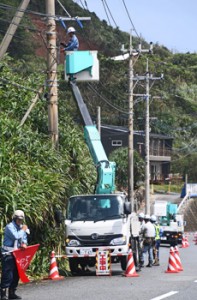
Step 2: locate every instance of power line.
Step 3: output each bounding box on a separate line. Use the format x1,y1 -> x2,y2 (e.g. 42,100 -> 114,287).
121,0 -> 140,38
101,0 -> 111,26
103,0 -> 118,28
87,83 -> 129,114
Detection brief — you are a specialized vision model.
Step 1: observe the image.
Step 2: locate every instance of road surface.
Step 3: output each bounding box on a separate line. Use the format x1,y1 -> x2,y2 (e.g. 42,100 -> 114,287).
19,234 -> 197,300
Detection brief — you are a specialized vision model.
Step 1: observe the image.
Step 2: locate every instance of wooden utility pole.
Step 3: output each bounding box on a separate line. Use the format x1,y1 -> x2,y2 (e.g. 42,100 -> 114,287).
46,0 -> 59,148
0,0 -> 30,59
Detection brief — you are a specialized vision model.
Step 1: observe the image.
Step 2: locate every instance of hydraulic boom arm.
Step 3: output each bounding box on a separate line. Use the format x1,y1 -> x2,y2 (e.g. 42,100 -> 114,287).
70,81 -> 116,194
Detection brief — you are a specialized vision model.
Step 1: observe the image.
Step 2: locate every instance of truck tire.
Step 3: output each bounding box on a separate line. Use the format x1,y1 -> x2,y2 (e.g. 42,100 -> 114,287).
69,258 -> 79,275
120,256 -> 127,271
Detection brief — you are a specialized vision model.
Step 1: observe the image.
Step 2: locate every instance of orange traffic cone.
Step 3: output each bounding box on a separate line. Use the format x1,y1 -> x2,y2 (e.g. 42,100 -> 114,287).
184,236 -> 189,247
181,237 -> 187,248
193,232 -> 197,245
165,247 -> 179,273
174,246 -> 183,271
124,250 -> 139,277
48,251 -> 64,280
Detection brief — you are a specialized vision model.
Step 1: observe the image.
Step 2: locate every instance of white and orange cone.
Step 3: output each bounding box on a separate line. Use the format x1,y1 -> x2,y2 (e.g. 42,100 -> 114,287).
48,251 -> 64,280
180,237 -> 187,248
165,247 -> 179,273
174,246 -> 183,271
184,236 -> 189,247
193,232 -> 197,245
124,250 -> 139,277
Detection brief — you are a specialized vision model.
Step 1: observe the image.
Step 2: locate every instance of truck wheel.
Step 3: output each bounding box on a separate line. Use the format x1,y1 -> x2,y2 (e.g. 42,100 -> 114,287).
69,258 -> 79,275
120,256 -> 127,271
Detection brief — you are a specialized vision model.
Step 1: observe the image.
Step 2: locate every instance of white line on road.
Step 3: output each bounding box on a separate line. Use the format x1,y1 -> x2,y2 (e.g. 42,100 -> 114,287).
150,291 -> 179,300
194,280 -> 197,282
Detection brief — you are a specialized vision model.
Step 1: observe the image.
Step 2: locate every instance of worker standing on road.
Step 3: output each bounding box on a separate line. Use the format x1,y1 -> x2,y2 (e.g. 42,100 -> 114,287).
0,210 -> 29,300
140,214 -> 155,268
150,215 -> 163,266
60,27 -> 79,51
138,212 -> 145,269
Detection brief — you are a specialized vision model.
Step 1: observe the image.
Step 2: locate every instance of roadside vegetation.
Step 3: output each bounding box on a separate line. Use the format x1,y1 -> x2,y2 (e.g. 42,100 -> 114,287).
0,0 -> 197,278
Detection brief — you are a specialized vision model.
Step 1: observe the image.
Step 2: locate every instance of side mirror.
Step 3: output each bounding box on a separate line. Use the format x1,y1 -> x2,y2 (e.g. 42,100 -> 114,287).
124,202 -> 131,215
54,210 -> 64,224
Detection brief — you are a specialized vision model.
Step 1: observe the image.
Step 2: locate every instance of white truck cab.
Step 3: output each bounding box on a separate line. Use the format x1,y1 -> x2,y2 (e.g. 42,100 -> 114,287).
65,194 -> 134,273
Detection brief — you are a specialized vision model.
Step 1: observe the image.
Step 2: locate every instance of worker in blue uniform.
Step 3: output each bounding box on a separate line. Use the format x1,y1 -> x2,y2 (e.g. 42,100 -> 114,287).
1,210 -> 28,300
61,27 -> 79,51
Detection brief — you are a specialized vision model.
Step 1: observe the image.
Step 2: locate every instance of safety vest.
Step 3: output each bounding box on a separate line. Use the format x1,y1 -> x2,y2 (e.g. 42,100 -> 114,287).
154,224 -> 161,240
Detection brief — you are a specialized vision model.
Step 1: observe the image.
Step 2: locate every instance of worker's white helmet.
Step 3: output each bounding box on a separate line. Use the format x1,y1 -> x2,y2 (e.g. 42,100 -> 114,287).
67,27 -> 76,34
144,214 -> 150,220
150,215 -> 157,222
13,210 -> 25,220
138,212 -> 144,219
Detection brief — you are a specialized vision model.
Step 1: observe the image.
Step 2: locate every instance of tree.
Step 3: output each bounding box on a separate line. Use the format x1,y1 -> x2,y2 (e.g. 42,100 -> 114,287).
109,147 -> 145,190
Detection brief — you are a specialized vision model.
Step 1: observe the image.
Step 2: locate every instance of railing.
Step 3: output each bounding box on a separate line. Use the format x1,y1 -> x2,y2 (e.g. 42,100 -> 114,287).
150,147 -> 172,157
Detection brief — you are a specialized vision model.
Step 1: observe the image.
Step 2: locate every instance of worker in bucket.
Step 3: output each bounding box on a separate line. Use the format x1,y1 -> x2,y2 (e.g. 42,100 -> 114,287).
1,210 -> 29,300
140,214 -> 155,268
61,26 -> 79,51
150,214 -> 163,266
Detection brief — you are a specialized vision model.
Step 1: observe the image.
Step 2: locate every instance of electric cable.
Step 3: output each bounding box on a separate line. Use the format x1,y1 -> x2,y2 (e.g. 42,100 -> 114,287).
101,0 -> 111,26
103,0 -> 118,28
121,0 -> 140,39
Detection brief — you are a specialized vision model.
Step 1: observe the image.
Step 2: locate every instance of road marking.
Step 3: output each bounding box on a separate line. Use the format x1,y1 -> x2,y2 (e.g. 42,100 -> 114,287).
194,280 -> 197,283
150,291 -> 179,300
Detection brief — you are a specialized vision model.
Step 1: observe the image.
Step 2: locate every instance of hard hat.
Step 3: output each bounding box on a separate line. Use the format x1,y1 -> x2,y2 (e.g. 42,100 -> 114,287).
67,27 -> 76,34
13,210 -> 25,220
150,215 -> 157,222
144,214 -> 150,220
138,212 -> 144,219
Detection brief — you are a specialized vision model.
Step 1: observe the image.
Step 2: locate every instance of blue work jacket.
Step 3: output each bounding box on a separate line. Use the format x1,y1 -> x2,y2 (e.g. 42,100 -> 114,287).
64,35 -> 79,51
2,221 -> 27,253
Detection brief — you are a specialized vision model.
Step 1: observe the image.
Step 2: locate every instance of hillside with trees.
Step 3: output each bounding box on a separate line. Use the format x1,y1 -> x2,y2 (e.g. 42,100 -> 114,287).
0,0 -> 197,276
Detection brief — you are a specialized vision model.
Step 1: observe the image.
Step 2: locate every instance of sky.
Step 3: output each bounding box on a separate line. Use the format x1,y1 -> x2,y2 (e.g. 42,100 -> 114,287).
76,0 -> 197,53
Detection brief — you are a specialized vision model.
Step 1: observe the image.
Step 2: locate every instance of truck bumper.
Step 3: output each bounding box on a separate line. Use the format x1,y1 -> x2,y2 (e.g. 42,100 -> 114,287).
65,245 -> 129,257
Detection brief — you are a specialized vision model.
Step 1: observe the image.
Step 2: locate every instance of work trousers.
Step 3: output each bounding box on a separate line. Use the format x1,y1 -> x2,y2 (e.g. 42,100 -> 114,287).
155,239 -> 161,259
142,244 -> 153,265
1,254 -> 19,289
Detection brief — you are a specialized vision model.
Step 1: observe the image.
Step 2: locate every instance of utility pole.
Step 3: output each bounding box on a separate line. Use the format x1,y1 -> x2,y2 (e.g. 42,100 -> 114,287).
145,59 -> 150,215
134,60 -> 163,214
127,31 -> 153,212
0,0 -> 30,59
128,32 -> 135,211
46,0 -> 58,148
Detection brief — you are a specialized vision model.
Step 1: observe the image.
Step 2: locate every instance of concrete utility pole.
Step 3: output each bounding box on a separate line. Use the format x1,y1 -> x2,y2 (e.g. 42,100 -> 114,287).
0,0 -> 30,59
128,32 -> 135,211
145,59 -> 150,215
127,32 -> 154,212
46,0 -> 59,148
135,60 -> 163,214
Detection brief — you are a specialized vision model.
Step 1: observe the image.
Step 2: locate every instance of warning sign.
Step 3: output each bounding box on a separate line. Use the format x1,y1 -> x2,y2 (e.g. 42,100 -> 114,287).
96,249 -> 111,276
13,244 -> 40,283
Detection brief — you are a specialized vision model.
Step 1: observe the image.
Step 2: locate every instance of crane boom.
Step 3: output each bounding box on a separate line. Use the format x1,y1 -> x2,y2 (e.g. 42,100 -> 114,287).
70,80 -> 116,194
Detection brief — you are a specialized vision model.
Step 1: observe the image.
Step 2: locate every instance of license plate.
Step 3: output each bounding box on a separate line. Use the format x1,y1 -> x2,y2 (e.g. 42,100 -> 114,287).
161,237 -> 167,240
80,248 -> 93,255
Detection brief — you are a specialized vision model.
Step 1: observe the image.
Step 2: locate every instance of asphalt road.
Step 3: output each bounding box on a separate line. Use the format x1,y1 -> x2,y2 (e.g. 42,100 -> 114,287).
19,234 -> 197,300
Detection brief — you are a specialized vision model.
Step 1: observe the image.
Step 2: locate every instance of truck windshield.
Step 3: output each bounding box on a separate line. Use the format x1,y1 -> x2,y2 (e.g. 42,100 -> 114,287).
67,195 -> 124,221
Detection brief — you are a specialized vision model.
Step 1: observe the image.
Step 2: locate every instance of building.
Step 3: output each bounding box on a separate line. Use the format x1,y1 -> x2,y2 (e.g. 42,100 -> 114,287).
101,125 -> 173,183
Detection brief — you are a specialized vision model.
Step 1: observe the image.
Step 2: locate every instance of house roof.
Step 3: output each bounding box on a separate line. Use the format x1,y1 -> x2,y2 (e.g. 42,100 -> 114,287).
101,125 -> 173,140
